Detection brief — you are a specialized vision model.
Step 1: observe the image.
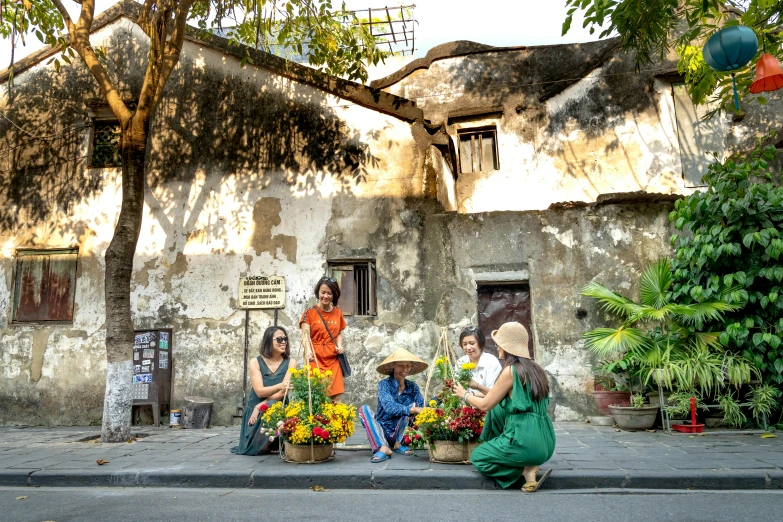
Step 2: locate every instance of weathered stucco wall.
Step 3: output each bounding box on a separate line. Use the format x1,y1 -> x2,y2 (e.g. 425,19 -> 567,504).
376,41 -> 783,213
0,17 -> 432,426
1,18 -> 750,427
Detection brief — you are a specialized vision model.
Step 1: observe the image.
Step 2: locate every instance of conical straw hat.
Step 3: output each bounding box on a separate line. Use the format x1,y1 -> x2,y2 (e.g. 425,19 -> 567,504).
376,347 -> 428,375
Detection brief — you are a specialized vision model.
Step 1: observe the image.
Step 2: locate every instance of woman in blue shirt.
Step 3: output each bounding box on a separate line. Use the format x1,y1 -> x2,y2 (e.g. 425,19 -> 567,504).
359,348 -> 427,462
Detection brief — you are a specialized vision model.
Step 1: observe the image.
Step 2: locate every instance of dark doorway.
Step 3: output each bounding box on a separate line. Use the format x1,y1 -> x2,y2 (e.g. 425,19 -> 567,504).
477,283 -> 534,359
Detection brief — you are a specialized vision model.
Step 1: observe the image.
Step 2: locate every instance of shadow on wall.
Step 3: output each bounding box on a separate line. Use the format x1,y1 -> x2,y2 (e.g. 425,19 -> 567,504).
0,27 -> 379,242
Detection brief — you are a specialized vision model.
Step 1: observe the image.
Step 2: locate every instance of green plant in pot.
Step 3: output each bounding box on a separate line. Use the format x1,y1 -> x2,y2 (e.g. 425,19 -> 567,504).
581,258 -> 756,430
590,364 -> 631,417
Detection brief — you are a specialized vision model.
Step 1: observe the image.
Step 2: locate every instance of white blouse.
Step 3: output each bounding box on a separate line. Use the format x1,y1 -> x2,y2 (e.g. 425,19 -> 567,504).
455,351 -> 503,389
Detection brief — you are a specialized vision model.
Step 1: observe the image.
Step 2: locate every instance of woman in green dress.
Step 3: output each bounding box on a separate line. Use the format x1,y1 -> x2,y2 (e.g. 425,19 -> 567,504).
231,326 -> 296,456
454,321 -> 555,492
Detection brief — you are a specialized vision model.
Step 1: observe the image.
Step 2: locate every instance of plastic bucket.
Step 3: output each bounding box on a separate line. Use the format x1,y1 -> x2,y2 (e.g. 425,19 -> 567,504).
169,409 -> 182,428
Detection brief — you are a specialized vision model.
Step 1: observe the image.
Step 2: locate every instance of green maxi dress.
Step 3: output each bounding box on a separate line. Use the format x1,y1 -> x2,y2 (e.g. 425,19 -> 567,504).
471,366 -> 556,488
230,357 -> 290,456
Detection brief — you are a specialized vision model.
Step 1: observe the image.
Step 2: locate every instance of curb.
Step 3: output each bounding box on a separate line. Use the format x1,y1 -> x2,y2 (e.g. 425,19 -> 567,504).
17,468 -> 783,490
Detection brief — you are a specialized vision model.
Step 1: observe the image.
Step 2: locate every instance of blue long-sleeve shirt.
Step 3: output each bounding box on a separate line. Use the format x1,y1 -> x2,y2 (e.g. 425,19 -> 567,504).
376,376 -> 424,440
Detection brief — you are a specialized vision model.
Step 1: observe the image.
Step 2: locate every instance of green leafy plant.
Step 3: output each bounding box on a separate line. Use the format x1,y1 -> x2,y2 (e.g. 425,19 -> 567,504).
669,144 -> 783,387
630,393 -> 647,408
718,391 -> 747,428
747,384 -> 783,425
562,0 -> 783,114
667,389 -> 709,419
581,258 -> 756,395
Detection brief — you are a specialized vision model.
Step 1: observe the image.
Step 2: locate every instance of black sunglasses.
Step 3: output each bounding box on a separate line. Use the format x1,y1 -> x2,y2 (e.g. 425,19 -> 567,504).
320,277 -> 337,283
274,337 -> 288,344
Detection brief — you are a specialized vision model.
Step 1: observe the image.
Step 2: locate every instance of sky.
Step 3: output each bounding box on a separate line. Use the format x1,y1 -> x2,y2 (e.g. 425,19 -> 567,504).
0,0 -> 601,66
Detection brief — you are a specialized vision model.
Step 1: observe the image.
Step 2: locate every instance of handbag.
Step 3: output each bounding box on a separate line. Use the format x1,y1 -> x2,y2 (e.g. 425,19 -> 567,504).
311,306 -> 352,377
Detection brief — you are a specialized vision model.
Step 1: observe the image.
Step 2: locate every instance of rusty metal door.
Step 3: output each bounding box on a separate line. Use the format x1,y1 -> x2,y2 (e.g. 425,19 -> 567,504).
477,284 -> 534,359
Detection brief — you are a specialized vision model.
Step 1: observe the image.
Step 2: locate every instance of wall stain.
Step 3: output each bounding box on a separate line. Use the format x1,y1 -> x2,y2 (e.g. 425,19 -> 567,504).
250,198 -> 297,262
30,328 -> 53,383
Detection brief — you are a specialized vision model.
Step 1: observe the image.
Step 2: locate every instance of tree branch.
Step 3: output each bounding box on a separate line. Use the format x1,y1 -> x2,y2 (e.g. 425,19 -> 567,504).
50,0 -> 75,34
53,0 -> 131,124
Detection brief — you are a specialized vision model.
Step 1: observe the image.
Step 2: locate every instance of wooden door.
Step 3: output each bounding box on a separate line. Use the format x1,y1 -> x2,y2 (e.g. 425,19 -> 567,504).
477,283 -> 534,359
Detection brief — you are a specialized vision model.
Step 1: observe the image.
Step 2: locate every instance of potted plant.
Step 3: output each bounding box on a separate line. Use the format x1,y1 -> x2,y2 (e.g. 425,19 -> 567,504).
591,367 -> 631,416
404,357 -> 484,463
580,258 -> 756,430
259,366 -> 356,463
608,392 -> 659,430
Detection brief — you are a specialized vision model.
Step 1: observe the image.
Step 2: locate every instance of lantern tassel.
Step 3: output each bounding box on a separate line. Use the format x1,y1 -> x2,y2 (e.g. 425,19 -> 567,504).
732,73 -> 740,111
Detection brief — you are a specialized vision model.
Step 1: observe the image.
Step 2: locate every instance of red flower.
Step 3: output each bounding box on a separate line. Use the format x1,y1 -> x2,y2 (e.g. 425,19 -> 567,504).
414,434 -> 421,441
259,403 -> 269,412
403,435 -> 412,445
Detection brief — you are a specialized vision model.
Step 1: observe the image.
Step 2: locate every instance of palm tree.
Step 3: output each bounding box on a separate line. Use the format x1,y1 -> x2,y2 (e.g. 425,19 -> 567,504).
581,259 -> 756,395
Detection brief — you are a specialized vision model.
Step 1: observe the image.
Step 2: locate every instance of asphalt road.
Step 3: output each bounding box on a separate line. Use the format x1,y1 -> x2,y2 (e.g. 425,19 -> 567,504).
2,487 -> 782,522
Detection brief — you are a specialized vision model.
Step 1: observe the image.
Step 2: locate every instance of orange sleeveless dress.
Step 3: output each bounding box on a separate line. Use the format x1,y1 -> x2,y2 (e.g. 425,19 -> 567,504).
300,306 -> 347,395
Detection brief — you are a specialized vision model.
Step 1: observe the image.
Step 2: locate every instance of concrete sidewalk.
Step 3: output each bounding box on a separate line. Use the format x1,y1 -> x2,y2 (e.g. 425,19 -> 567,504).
1,422 -> 781,490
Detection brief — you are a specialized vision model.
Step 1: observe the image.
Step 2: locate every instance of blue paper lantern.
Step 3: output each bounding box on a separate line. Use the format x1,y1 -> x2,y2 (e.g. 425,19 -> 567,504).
702,26 -> 759,110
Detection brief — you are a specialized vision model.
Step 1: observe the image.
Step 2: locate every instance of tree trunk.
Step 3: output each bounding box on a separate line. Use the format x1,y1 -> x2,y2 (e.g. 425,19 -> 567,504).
101,114 -> 148,443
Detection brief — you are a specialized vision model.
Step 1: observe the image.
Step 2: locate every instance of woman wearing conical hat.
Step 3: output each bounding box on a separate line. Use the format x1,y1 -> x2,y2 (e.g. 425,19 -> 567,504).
359,347 -> 427,463
454,322 -> 556,492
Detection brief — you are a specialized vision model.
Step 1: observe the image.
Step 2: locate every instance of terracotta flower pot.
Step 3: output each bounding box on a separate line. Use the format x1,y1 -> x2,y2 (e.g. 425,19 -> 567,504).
608,404 -> 659,430
592,390 -> 631,415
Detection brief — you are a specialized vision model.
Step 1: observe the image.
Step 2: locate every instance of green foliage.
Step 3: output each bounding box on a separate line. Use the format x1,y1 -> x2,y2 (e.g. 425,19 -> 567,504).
581,258 -> 756,394
669,144 -> 783,386
563,0 -> 783,114
747,383 -> 782,423
207,0 -> 390,83
718,391 -> 747,427
630,392 -> 647,408
3,1 -> 386,86
668,389 -> 709,418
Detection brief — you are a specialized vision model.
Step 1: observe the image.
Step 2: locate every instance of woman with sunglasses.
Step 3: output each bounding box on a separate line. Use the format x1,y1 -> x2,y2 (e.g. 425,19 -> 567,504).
455,326 -> 502,398
231,326 -> 296,456
300,277 -> 348,402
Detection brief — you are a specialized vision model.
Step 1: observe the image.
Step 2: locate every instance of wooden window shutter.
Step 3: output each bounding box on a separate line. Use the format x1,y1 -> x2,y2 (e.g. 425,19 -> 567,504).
331,265 -> 354,316
13,250 -> 78,322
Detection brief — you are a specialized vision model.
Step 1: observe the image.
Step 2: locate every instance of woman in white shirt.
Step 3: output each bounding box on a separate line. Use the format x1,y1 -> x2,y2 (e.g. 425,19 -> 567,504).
455,326 -> 502,397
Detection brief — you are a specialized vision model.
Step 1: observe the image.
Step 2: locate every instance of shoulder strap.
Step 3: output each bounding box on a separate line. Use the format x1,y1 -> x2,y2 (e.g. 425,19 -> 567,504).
312,306 -> 338,346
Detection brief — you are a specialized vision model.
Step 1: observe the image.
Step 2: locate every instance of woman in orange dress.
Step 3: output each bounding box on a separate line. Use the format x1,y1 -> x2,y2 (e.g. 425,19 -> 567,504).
300,277 -> 348,402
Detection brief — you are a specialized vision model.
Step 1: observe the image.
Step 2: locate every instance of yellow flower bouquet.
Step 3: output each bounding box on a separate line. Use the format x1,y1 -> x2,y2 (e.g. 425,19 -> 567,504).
259,367 -> 356,447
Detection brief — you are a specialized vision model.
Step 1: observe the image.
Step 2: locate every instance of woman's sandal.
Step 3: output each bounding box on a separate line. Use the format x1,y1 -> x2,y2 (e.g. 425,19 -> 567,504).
370,450 -> 391,463
521,468 -> 552,492
393,445 -> 413,456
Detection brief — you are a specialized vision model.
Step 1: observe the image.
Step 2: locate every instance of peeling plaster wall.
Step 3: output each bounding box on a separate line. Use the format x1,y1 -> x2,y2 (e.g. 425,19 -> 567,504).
444,203 -> 675,419
0,25 -> 736,427
0,18 -> 427,426
381,42 -> 783,213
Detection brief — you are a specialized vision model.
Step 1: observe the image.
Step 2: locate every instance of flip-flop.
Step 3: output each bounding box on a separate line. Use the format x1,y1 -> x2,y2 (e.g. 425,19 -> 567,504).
522,468 -> 552,492
370,450 -> 391,463
393,445 -> 413,456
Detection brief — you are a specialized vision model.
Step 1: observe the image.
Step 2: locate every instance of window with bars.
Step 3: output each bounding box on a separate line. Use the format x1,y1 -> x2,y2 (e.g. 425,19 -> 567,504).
458,127 -> 499,173
329,261 -> 377,316
13,249 -> 78,323
92,120 -> 122,168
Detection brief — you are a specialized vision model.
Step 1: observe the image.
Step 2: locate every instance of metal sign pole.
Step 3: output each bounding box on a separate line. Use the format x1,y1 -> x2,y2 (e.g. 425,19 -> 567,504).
242,308 -> 249,409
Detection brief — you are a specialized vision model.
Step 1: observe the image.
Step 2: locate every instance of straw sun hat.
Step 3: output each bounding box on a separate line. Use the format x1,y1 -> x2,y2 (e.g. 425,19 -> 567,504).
376,347 -> 428,375
491,322 -> 531,359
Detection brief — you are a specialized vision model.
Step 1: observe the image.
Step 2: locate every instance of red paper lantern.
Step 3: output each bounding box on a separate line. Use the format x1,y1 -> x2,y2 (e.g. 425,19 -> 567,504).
750,53 -> 783,94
